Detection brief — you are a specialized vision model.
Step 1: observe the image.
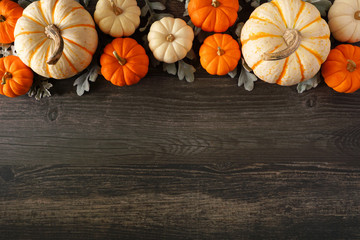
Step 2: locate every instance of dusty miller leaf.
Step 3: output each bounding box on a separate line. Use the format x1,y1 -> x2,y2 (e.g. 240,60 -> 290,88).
18,0 -> 37,8
28,77 -> 53,101
238,63 -> 257,91
305,0 -> 332,17
73,62 -> 100,96
163,63 -> 177,75
183,0 -> 190,16
178,60 -> 196,83
186,49 -> 196,60
297,72 -> 322,93
149,2 -> 166,11
235,22 -> 244,39
0,44 -> 17,57
228,67 -> 238,78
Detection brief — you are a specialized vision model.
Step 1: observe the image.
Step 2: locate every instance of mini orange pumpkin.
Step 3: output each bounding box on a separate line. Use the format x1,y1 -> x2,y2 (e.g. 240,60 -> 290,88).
0,0 -> 23,44
188,0 -> 239,32
321,44 -> 360,93
199,34 -> 241,75
0,55 -> 33,97
100,38 -> 149,86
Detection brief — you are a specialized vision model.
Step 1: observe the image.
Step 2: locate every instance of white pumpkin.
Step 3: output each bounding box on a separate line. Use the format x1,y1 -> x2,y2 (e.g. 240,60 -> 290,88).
328,0 -> 360,43
14,0 -> 98,79
148,17 -> 194,63
94,0 -> 140,37
241,0 -> 331,86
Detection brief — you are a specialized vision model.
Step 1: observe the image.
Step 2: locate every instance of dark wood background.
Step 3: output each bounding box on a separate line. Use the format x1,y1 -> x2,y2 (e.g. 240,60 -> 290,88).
1,0 -> 360,239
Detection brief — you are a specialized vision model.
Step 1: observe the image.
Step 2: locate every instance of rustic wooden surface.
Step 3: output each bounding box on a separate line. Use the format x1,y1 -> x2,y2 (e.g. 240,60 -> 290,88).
1,0 -> 360,239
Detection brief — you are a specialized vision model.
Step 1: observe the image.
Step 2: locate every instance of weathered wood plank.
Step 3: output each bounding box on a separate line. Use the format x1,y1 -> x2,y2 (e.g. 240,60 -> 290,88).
1,164 -> 360,239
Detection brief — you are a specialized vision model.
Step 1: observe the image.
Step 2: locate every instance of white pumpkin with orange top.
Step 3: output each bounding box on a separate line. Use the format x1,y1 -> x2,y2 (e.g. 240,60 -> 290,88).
240,0 -> 331,86
14,0 -> 98,79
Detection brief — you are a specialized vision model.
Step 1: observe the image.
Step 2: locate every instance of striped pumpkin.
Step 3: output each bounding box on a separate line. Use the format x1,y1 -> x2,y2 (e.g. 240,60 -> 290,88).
14,0 -> 98,79
240,0 -> 331,86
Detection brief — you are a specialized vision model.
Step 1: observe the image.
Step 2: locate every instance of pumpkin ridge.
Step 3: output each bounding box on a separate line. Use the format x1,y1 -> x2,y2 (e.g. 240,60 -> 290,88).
293,1 -> 306,28
23,14 -> 45,27
241,33 -> 281,46
276,57 -> 289,85
14,31 -> 44,38
250,16 -> 282,32
112,67 -> 125,86
37,1 -> 49,26
300,44 -> 322,64
295,52 -> 305,81
63,37 -> 93,55
45,45 -> 52,78
52,0 -> 60,23
58,7 -> 83,25
28,38 -> 48,68
251,44 -> 282,70
299,16 -> 322,31
271,1 -> 287,28
61,24 -> 95,31
216,7 -> 232,28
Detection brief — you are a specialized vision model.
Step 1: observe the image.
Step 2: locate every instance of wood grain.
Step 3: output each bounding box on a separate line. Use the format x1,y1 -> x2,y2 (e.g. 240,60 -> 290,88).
1,164 -> 360,240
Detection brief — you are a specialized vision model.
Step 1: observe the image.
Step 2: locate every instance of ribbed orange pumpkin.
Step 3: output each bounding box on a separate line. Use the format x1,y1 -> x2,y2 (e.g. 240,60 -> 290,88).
322,44 -> 360,93
0,55 -> 33,97
0,0 -> 23,44
199,34 -> 241,75
100,38 -> 149,86
188,0 -> 239,32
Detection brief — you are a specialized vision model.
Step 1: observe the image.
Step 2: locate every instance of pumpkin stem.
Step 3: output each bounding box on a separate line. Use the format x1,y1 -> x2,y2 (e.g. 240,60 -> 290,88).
166,34 -> 175,42
211,0 -> 220,8
217,47 -> 225,56
0,15 -> 5,22
355,11 -> 360,20
113,51 -> 126,66
347,59 -> 357,72
1,72 -> 12,85
110,0 -> 123,15
262,29 -> 302,61
45,24 -> 64,65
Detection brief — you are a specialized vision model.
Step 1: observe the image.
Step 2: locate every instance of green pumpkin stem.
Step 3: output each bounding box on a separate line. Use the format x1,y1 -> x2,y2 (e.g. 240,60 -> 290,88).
1,72 -> 12,85
113,51 -> 127,66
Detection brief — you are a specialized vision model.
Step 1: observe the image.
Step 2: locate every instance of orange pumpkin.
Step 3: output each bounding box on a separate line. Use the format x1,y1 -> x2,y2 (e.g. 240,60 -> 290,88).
100,38 -> 149,86
0,0 -> 23,44
322,44 -> 360,93
199,34 -> 241,75
188,0 -> 239,32
0,55 -> 33,97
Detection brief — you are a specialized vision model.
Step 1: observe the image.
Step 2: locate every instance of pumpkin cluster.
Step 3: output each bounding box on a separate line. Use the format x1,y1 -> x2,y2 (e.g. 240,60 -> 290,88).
1,0 -> 360,99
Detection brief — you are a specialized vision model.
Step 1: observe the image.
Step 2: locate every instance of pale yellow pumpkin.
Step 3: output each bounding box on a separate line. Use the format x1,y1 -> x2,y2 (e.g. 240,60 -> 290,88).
328,0 -> 360,43
94,0 -> 140,37
148,17 -> 194,63
241,0 -> 331,86
14,0 -> 98,79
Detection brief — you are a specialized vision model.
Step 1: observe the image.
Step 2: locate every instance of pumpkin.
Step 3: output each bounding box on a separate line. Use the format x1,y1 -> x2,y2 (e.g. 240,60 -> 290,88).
0,55 -> 33,97
241,0 -> 331,86
188,0 -> 239,32
148,17 -> 194,63
94,0 -> 140,37
199,34 -> 240,75
0,0 -> 23,44
328,0 -> 360,43
14,0 -> 98,79
100,38 -> 149,86
321,44 -> 360,93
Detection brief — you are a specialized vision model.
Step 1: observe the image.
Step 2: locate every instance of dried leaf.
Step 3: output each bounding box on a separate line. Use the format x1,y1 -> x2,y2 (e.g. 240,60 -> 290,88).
154,13 -> 174,21
305,0 -> 332,17
297,72 -> 322,93
141,4 -> 150,16
238,64 -> 257,91
73,62 -> 100,96
28,77 -> 53,101
178,60 -> 196,83
163,63 -> 177,75
228,67 -> 238,78
186,49 -> 196,60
